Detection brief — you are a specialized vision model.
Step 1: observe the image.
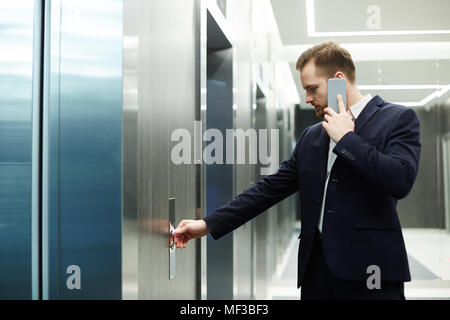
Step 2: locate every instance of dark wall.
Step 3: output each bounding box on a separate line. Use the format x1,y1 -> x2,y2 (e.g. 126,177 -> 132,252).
294,105 -> 320,140
397,107 -> 443,228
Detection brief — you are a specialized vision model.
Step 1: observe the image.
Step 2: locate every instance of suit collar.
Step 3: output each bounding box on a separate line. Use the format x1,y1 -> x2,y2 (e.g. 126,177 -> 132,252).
349,94 -> 373,120
315,95 -> 383,183
354,95 -> 383,134
316,95 -> 383,144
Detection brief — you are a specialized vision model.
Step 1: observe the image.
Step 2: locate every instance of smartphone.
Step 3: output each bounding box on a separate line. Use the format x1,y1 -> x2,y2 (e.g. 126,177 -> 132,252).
327,78 -> 347,113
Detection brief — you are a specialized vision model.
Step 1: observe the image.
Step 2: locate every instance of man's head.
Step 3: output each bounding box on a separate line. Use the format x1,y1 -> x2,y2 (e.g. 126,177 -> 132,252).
296,41 -> 356,118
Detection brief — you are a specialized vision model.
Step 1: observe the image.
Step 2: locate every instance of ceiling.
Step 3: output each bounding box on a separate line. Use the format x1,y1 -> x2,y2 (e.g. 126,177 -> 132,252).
269,0 -> 450,109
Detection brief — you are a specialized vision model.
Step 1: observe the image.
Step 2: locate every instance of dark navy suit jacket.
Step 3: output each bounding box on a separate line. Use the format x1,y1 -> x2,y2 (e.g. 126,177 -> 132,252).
203,95 -> 421,288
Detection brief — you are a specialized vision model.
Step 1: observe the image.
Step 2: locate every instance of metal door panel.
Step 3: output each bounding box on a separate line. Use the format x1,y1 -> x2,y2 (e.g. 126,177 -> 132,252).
43,0 -> 123,299
0,0 -> 37,300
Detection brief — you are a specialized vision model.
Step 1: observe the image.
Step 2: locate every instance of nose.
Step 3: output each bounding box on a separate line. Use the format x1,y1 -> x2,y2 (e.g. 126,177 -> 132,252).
305,94 -> 313,104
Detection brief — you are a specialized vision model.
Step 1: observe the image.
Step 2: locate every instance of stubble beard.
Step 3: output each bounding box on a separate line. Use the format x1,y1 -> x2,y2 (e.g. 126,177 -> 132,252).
315,107 -> 326,119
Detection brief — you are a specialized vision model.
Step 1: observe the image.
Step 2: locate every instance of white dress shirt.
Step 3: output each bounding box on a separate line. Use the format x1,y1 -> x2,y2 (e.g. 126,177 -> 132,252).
317,94 -> 373,233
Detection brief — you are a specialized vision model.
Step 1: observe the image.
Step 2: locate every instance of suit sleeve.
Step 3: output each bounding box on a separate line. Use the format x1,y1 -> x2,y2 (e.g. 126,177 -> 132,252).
203,128 -> 308,240
333,107 -> 421,199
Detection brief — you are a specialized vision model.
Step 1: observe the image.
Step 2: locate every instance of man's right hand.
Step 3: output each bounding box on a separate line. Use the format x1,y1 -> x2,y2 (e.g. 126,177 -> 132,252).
173,219 -> 211,248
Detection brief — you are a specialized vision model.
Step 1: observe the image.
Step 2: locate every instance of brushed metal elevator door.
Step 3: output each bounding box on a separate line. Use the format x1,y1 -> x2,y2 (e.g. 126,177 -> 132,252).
205,9 -> 234,299
0,0 -> 37,300
130,0 -> 199,299
43,0 -> 123,299
252,91 -> 269,300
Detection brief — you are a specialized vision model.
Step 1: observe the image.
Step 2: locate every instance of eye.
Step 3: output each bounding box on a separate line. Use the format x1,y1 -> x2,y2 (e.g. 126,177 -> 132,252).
307,87 -> 317,94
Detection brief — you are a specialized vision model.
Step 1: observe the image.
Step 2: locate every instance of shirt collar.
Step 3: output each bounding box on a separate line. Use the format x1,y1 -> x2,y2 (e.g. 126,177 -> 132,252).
349,94 -> 373,121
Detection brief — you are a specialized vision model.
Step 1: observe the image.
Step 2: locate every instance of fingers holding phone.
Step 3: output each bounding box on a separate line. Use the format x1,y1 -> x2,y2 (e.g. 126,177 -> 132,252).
327,78 -> 347,113
323,79 -> 354,143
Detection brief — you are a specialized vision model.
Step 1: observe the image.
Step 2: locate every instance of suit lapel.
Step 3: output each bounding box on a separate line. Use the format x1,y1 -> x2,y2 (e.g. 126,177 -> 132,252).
354,95 -> 383,134
316,95 -> 382,194
318,127 -> 330,188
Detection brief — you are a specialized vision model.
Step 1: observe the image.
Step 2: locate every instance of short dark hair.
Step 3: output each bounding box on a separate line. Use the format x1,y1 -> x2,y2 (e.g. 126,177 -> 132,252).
296,41 -> 356,84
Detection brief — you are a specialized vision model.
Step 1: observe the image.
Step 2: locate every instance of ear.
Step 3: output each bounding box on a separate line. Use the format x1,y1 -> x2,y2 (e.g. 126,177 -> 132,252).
334,71 -> 345,79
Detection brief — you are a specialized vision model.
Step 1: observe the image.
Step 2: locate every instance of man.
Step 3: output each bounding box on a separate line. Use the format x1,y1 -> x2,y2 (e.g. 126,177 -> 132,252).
173,41 -> 421,300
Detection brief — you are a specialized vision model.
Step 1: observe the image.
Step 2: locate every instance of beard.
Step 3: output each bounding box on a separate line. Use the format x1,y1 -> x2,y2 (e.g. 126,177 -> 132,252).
314,106 -> 326,119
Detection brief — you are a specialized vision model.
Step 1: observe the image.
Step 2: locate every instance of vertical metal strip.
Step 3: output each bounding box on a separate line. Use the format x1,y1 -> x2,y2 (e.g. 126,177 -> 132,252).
31,0 -> 44,301
169,198 -> 176,280
42,0 -> 62,300
56,0 -> 62,300
443,134 -> 450,232
198,0 -> 208,301
41,0 -> 51,300
122,0 -> 139,300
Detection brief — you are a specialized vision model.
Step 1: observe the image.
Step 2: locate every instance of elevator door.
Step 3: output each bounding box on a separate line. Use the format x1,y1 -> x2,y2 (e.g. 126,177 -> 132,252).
0,0 -> 124,300
252,88 -> 270,300
0,0 -> 37,300
43,0 -> 123,299
205,10 -> 234,299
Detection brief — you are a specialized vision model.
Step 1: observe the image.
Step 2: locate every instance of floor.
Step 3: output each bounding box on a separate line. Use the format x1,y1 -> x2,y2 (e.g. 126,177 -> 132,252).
267,227 -> 450,300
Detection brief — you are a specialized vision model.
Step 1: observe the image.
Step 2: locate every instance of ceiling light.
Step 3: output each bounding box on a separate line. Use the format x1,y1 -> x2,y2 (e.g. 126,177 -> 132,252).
394,85 -> 450,107
306,0 -> 450,37
358,85 -> 447,90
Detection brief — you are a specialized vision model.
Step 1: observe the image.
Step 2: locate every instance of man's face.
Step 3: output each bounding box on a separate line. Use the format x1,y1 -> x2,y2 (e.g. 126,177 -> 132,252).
300,60 -> 329,118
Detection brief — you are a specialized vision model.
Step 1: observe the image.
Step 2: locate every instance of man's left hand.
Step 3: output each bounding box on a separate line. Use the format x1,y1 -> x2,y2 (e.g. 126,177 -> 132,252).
322,95 -> 355,143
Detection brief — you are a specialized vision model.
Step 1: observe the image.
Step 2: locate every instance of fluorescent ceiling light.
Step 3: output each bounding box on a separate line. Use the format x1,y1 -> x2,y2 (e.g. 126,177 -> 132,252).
281,42 -> 450,62
305,0 -> 316,37
305,0 -> 450,37
436,85 -> 450,98
310,30 -> 450,37
394,85 -> 450,107
358,85 -> 447,90
300,85 -> 450,108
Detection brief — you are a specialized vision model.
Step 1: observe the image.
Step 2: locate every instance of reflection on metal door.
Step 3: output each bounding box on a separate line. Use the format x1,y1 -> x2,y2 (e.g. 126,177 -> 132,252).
42,0 -> 123,299
0,0 -> 123,300
0,0 -> 39,300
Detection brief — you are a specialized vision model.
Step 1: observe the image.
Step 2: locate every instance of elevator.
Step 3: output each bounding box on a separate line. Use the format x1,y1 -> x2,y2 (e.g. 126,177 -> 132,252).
0,0 -> 123,299
205,9 -> 234,300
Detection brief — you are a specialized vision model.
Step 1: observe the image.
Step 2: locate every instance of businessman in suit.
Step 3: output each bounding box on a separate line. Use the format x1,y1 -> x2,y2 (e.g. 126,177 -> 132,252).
173,41 -> 421,300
